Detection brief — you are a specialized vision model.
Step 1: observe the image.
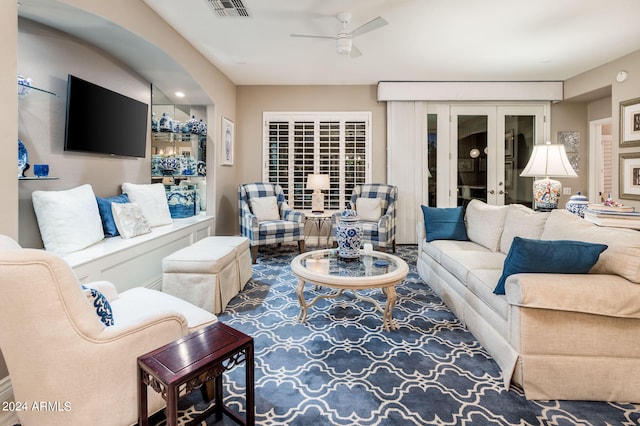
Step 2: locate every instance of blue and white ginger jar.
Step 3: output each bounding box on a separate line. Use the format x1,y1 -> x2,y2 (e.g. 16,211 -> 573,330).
565,192 -> 589,217
335,209 -> 363,259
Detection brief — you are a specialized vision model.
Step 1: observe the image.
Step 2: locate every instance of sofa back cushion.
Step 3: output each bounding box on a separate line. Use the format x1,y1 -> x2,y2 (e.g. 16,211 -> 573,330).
500,204 -> 549,253
465,199 -> 508,252
541,209 -> 640,283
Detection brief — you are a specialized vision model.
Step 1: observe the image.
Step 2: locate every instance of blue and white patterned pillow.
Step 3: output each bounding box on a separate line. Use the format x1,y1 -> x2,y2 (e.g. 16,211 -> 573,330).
81,285 -> 114,326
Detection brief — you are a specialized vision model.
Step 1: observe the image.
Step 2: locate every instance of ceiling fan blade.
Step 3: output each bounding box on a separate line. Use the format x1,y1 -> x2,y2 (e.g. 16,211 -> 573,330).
349,16 -> 388,38
290,34 -> 335,40
350,44 -> 362,58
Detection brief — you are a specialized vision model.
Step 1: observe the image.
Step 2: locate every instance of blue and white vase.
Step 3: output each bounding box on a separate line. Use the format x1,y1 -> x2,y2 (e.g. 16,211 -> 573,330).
159,112 -> 173,132
565,192 -> 589,217
335,209 -> 363,259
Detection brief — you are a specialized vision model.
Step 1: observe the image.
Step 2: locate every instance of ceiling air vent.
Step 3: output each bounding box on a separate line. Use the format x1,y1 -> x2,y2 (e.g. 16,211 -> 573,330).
208,0 -> 250,17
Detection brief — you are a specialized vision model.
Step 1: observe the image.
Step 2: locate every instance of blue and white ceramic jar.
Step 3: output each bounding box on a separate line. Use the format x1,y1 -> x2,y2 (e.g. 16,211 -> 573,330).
335,209 -> 363,259
565,192 -> 589,217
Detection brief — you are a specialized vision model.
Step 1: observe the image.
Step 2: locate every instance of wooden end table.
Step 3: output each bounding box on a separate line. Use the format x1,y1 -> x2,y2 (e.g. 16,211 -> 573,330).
137,322 -> 255,426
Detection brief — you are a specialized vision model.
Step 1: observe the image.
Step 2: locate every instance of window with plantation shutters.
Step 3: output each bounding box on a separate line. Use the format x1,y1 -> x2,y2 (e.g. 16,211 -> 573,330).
263,112 -> 371,210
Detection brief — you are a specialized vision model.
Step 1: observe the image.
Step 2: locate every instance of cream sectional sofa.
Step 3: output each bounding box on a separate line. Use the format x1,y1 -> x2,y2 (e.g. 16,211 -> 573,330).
416,199 -> 640,402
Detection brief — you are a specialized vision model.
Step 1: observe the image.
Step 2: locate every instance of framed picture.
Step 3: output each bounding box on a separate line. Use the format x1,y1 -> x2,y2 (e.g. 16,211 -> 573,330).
619,153 -> 640,200
619,98 -> 640,147
505,129 -> 514,158
221,117 -> 234,166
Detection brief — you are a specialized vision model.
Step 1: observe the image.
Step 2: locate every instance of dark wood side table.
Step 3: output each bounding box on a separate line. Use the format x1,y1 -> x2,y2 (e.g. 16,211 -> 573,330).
137,322 -> 255,426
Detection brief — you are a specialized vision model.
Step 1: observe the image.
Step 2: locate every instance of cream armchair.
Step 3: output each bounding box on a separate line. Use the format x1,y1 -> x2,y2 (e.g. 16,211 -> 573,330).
0,235 -> 217,426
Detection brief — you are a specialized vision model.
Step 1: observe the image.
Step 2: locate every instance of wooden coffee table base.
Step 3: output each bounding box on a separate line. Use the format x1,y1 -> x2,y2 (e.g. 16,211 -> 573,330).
137,322 -> 254,426
296,279 -> 398,331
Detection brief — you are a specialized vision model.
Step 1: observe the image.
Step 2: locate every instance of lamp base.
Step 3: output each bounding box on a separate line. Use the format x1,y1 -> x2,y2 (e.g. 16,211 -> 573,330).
532,178 -> 562,210
311,191 -> 324,213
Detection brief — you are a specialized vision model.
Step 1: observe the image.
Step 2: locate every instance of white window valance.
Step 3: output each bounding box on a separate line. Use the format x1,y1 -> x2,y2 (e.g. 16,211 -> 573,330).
377,81 -> 563,102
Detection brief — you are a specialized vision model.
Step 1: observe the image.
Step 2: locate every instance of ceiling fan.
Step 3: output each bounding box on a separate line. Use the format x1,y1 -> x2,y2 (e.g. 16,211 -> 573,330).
290,12 -> 388,58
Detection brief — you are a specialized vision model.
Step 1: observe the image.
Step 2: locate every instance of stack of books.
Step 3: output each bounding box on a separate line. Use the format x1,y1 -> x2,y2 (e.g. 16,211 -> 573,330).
583,204 -> 640,230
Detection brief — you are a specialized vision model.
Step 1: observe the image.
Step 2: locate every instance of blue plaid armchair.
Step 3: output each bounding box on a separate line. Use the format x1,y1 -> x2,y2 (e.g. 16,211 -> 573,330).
239,183 -> 306,263
332,183 -> 397,252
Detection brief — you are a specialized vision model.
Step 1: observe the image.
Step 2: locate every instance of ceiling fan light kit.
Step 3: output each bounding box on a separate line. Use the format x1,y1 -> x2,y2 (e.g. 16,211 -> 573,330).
290,11 -> 388,58
336,35 -> 352,55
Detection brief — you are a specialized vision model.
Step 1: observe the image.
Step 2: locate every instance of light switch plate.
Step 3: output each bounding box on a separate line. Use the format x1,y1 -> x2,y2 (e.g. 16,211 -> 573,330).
563,187 -> 572,195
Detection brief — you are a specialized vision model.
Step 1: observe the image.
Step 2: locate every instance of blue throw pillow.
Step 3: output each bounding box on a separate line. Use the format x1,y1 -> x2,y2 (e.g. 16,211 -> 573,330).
493,237 -> 608,295
421,205 -> 468,242
96,194 -> 129,237
81,285 -> 114,326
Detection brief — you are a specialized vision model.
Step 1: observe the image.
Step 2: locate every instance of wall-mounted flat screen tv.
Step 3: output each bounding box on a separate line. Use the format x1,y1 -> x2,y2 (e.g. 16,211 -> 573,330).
64,74 -> 149,158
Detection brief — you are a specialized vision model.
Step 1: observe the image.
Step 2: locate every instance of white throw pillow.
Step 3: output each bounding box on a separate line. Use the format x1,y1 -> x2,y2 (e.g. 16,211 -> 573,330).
111,202 -> 151,239
356,198 -> 384,222
499,204 -> 549,253
32,184 -> 104,254
121,183 -> 172,227
464,199 -> 508,252
250,196 -> 280,221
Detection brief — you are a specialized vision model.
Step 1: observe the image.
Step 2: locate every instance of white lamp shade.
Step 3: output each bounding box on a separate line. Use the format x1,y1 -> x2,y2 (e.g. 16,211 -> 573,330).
306,174 -> 330,191
520,143 -> 577,178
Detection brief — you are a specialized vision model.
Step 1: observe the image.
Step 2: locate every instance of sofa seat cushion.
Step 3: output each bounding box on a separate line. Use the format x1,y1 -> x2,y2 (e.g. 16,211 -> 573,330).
505,273 -> 640,319
467,269 -> 509,320
423,240 -> 489,264
440,250 -> 506,286
360,221 -> 379,238
541,209 -> 640,284
258,220 -> 301,236
112,287 -> 217,333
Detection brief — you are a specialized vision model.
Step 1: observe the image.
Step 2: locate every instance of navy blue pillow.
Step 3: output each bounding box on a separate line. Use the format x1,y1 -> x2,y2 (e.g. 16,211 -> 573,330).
494,237 -> 608,295
96,194 -> 129,237
421,205 -> 468,242
81,285 -> 114,326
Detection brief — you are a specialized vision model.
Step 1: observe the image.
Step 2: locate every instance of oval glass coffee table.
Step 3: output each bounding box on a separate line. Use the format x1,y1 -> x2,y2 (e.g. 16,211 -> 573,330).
291,249 -> 409,331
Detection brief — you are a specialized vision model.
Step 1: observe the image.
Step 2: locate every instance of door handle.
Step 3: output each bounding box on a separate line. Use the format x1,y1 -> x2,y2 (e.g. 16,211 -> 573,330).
488,189 -> 495,195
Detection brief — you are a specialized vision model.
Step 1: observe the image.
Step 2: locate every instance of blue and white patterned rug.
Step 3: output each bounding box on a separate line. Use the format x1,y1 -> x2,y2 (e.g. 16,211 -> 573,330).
153,245 -> 640,425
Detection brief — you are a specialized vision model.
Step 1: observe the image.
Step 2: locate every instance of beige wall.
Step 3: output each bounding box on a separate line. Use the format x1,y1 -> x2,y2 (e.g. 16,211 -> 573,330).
2,0 -> 237,386
234,85 -> 386,233
1,2 -> 18,241
550,102 -> 589,199
0,0 -> 18,385
61,0 -> 238,236
564,49 -> 640,210
17,19 -> 152,248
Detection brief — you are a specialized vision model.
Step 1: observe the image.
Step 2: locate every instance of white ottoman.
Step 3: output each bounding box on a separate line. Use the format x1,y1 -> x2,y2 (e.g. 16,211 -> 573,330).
210,236 -> 253,290
162,242 -> 238,314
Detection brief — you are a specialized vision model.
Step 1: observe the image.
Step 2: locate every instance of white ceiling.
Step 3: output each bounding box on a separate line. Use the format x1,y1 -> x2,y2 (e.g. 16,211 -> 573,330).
144,0 -> 640,85
17,0 -> 640,101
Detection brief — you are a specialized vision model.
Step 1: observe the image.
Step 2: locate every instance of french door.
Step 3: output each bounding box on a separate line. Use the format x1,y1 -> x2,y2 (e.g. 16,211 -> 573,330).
427,104 -> 548,208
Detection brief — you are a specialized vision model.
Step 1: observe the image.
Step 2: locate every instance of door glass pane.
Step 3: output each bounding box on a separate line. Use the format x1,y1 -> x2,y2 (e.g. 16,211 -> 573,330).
457,115 -> 487,207
427,114 -> 437,206
504,115 -> 535,208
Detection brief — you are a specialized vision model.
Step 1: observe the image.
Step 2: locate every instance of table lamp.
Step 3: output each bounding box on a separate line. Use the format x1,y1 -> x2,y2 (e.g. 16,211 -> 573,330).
520,141 -> 577,210
307,174 -> 330,213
